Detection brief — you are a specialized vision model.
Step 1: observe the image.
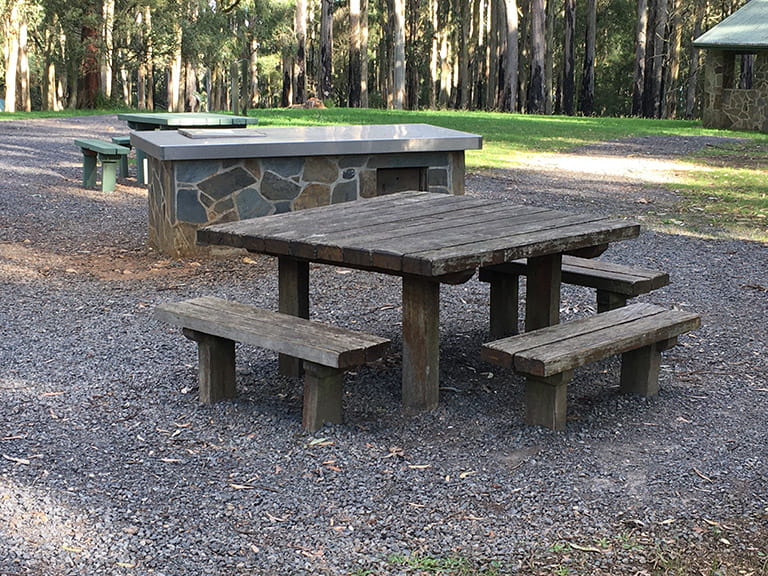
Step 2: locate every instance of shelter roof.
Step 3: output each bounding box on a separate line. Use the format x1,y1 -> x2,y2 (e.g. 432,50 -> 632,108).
694,0 -> 768,50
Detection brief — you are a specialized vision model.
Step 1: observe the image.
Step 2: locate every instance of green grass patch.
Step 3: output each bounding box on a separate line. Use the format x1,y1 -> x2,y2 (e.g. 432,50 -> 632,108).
251,107 -> 746,169
676,139 -> 768,240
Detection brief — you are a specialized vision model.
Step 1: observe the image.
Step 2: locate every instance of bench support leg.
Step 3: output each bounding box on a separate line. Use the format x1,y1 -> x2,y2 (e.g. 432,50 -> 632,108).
302,362 -> 344,432
525,254 -> 562,331
402,275 -> 440,412
118,154 -> 129,179
488,272 -> 520,338
183,329 -> 237,403
620,342 -> 666,396
278,257 -> 310,378
81,150 -> 98,188
597,290 -> 628,313
525,371 -> 572,430
100,156 -> 119,192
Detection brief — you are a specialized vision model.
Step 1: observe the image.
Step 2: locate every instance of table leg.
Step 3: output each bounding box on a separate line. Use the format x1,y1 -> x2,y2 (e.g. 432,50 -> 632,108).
402,276 -> 440,412
525,254 -> 562,331
136,148 -> 147,185
278,256 -> 309,377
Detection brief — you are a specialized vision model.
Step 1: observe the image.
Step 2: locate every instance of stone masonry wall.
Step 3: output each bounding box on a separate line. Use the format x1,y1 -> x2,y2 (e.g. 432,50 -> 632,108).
703,49 -> 768,132
148,150 -> 465,256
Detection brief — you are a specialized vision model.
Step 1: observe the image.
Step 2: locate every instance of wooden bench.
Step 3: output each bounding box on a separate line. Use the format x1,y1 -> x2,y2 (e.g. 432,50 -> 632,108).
154,296 -> 390,432
74,138 -> 130,192
479,256 -> 670,337
481,302 -> 700,430
111,136 -> 132,178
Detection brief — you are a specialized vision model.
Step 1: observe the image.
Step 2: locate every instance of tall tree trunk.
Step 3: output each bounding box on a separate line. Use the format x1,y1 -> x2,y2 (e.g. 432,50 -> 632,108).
405,0 -> 420,109
486,0 -> 500,109
651,0 -> 668,118
631,0 -> 648,116
527,0 -> 546,113
501,0 -> 519,112
295,0 -> 307,104
685,0 -> 705,119
17,8 -> 30,111
390,0 -> 404,109
3,2 -> 20,113
456,0 -> 470,109
348,0 -> 362,106
319,0 -> 333,101
101,0 -> 115,100
361,0 -> 369,107
137,4 -> 154,110
185,60 -> 198,111
167,21 -> 183,112
578,0 -> 596,115
79,7 -> 100,109
429,0 -> 439,108
562,0 -> 575,115
544,0 -> 555,113
249,34 -> 259,108
663,0 -> 681,118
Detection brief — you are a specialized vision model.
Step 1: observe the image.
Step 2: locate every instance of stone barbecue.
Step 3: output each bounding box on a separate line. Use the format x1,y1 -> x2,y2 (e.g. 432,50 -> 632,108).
131,123 -> 482,257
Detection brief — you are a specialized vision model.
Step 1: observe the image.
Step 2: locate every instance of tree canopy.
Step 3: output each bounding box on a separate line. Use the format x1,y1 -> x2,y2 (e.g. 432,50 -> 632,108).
0,0 -> 752,118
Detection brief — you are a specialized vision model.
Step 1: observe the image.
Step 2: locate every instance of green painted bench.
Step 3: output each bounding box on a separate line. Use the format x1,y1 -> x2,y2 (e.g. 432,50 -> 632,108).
481,302 -> 700,430
155,296 -> 390,432
111,136 -> 132,178
479,256 -> 670,338
74,138 -> 130,192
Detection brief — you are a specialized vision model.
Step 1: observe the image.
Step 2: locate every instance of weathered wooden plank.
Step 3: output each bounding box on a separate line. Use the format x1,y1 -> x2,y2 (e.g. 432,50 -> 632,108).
403,218 -> 641,276
155,296 -> 390,369
482,303 -> 668,368
484,256 -> 669,296
338,205 -> 554,270
513,310 -> 700,377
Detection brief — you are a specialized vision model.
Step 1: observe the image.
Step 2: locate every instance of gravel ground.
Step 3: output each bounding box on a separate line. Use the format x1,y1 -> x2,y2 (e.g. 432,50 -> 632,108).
0,116 -> 766,575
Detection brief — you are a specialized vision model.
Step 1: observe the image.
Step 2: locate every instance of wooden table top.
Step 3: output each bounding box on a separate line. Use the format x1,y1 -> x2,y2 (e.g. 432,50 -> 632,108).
198,191 -> 641,277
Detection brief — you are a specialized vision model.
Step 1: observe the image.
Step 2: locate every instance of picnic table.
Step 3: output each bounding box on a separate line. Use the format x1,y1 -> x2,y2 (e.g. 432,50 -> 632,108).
117,112 -> 254,184
197,191 -> 641,413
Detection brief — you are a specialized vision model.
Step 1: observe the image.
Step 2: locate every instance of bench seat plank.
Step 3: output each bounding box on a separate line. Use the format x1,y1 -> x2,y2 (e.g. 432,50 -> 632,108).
482,303 -> 700,378
481,302 -> 700,429
482,255 -> 669,296
155,296 -> 390,369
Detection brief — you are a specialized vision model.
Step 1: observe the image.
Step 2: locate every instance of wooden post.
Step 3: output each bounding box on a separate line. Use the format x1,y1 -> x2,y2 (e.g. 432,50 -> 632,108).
82,150 -> 98,188
183,329 -> 237,403
402,275 -> 440,412
278,256 -> 310,377
596,290 -> 627,313
487,271 -> 520,338
302,362 -> 344,432
100,156 -> 119,192
525,253 -> 562,331
620,344 -> 662,396
525,371 -> 572,430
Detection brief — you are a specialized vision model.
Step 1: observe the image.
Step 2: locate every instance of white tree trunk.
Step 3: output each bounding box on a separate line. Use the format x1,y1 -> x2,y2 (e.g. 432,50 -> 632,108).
4,2 -> 20,113
392,0 -> 406,109
101,0 -> 115,100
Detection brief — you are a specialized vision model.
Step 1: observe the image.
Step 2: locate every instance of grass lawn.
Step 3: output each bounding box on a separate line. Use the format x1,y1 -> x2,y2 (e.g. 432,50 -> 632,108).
3,106 -> 765,239
254,107 -> 768,241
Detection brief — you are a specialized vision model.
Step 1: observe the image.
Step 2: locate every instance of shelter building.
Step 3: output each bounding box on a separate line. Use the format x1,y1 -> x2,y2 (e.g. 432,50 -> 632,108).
694,0 -> 768,132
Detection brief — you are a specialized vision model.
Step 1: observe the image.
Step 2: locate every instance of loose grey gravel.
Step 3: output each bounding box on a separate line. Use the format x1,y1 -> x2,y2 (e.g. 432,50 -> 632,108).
0,116 -> 766,575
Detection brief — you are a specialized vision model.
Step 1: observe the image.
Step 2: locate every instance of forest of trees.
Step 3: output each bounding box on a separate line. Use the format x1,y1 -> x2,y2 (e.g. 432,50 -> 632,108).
0,0 -> 753,118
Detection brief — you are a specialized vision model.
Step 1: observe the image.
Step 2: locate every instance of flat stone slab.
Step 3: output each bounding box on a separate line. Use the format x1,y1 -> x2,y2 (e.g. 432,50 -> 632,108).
131,123 -> 483,161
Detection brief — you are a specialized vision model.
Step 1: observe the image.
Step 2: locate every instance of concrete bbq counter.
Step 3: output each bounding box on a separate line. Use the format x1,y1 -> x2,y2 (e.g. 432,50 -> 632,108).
131,123 -> 482,257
